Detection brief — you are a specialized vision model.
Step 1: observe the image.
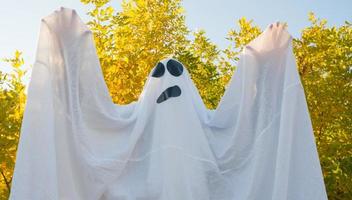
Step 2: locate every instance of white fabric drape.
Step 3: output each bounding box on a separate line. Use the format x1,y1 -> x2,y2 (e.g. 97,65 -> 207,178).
10,7 -> 327,200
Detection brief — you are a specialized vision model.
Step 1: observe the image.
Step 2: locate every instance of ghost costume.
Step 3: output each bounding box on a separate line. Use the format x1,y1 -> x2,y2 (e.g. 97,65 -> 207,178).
10,7 -> 328,200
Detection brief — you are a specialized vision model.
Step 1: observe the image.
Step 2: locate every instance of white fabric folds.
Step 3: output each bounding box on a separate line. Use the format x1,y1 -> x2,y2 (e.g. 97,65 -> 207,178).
10,7 -> 328,200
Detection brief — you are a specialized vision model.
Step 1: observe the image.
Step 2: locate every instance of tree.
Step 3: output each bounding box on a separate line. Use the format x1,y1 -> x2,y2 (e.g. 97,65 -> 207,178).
293,13 -> 352,199
0,51 -> 26,199
175,30 -> 234,108
80,0 -> 235,108
81,0 -> 190,104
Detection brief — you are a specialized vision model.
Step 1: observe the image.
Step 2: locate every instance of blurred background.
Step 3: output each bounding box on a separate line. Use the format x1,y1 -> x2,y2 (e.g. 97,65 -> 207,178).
0,0 -> 351,199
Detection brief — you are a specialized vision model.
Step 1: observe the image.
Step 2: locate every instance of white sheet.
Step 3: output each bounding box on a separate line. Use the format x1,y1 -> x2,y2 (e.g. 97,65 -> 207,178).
10,7 -> 328,200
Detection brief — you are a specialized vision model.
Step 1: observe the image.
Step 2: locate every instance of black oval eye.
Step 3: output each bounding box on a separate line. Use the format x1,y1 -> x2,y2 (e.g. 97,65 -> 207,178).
152,62 -> 165,77
167,59 -> 183,77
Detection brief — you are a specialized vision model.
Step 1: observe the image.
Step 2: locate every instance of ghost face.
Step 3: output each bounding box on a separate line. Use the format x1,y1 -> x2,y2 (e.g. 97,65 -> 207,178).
151,59 -> 184,104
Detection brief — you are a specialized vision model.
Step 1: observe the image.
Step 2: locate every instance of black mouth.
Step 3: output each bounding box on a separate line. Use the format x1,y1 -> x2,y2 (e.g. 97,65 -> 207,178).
157,85 -> 182,104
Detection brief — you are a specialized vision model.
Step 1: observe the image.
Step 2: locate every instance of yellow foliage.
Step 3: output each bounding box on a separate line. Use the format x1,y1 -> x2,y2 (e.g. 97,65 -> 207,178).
0,51 -> 26,199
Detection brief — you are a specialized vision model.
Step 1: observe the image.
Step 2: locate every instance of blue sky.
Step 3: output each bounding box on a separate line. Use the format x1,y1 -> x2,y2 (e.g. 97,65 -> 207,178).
0,0 -> 351,77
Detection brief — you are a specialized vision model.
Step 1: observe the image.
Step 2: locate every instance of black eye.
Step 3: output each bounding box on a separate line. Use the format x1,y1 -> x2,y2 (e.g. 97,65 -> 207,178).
167,59 -> 183,77
152,62 -> 165,77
